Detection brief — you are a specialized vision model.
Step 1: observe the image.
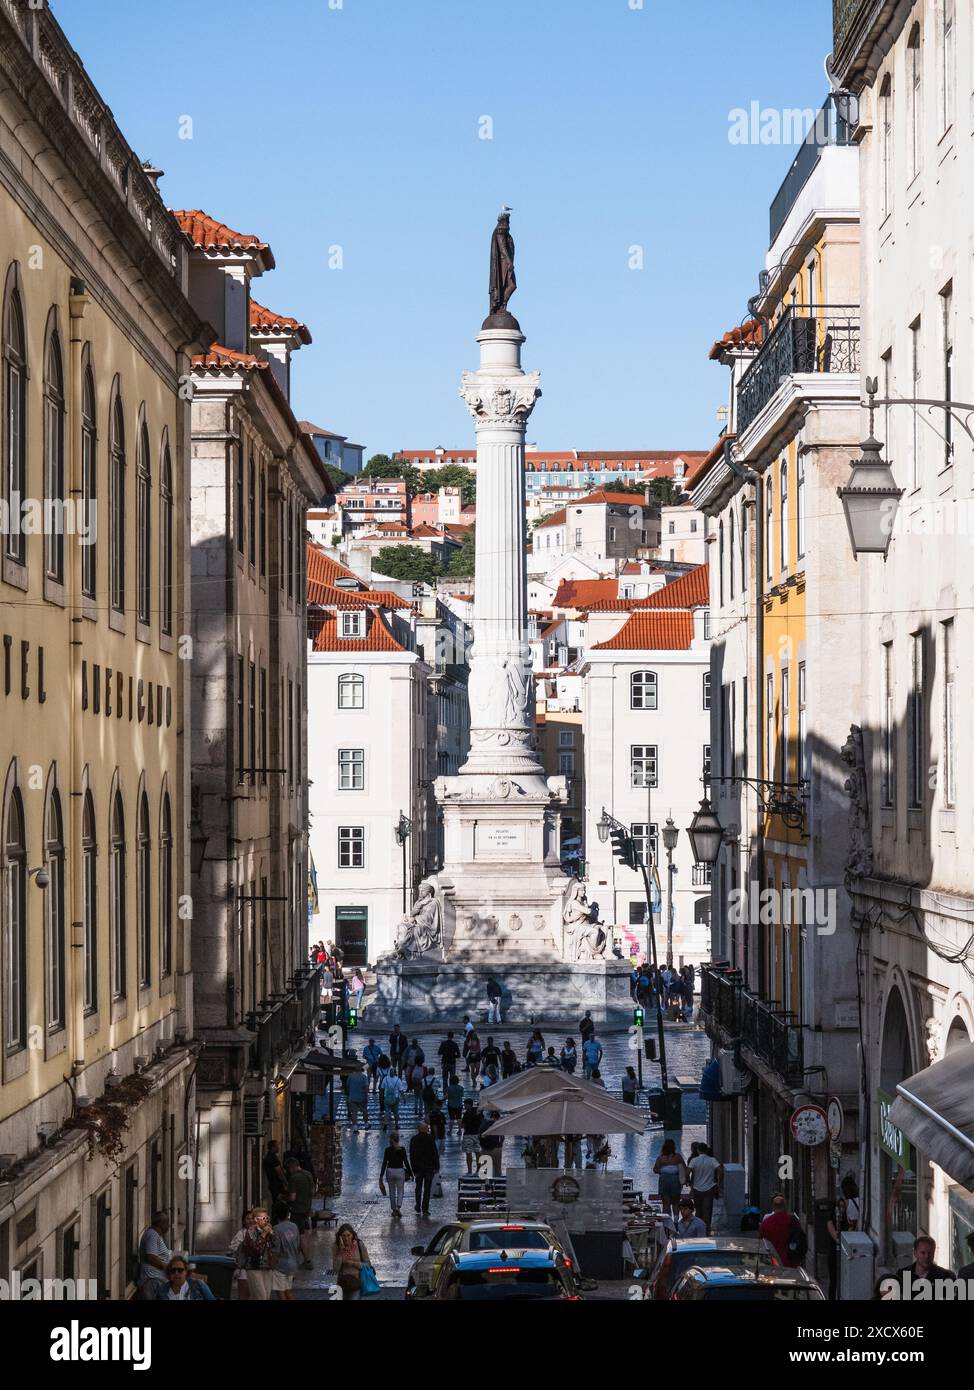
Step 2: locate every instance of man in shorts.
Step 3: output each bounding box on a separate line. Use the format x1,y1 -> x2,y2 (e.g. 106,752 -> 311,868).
460,1098 -> 483,1175
286,1157 -> 316,1269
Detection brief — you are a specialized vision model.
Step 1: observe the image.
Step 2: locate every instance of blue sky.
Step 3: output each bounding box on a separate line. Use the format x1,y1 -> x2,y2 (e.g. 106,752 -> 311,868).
54,0 -> 834,457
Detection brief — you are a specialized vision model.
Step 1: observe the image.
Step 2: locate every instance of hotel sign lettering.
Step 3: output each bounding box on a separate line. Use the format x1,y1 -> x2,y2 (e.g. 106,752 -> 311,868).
878,1089 -> 915,1170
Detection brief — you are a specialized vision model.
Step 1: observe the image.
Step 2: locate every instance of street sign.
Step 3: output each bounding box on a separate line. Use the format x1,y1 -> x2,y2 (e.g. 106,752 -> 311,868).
826,1095 -> 844,1141
790,1103 -> 828,1146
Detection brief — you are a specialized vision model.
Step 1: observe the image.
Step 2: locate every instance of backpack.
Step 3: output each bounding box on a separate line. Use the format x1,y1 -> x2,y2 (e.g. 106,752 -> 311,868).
383,1076 -> 401,1103
787,1217 -> 808,1262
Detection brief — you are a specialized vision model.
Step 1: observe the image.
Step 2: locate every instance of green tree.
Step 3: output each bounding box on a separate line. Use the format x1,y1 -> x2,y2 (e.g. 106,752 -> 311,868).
372,545 -> 442,584
359,453 -> 422,492
609,478 -> 686,506
323,463 -> 352,493
421,464 -> 476,508
447,526 -> 476,578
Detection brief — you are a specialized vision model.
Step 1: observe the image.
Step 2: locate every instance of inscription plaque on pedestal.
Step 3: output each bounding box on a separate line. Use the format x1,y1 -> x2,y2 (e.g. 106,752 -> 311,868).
475,822 -> 527,857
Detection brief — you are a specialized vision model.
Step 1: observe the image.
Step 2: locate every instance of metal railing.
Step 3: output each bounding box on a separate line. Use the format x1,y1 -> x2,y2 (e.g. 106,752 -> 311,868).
692,864 -> 713,887
249,967 -> 320,1076
699,965 -> 804,1086
769,94 -> 854,245
737,305 -> 860,435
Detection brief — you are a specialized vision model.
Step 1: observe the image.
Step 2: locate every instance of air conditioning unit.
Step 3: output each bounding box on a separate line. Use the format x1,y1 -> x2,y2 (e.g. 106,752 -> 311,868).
243,1095 -> 266,1139
718,1049 -> 749,1096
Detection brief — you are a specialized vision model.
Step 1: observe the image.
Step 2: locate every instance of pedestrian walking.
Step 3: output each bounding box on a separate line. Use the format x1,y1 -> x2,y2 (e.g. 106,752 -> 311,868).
421,1072 -> 440,1117
229,1209 -> 257,1301
381,1068 -> 406,1130
759,1193 -> 807,1269
379,1132 -> 412,1217
621,1066 -> 638,1104
479,1109 -> 504,1177
345,1067 -> 370,1130
349,969 -> 365,1011
582,1031 -> 603,1078
486,975 -> 503,1024
408,1121 -> 440,1215
500,1041 -> 518,1078
137,1211 -> 171,1300
333,1224 -> 371,1301
363,1037 -> 382,1090
653,1138 -> 688,1219
525,1029 -> 545,1067
285,1158 -> 316,1269
374,1054 -> 391,1117
481,1036 -> 501,1075
271,1201 -> 301,1300
263,1140 -> 287,1205
437,1031 -> 461,1087
403,1037 -> 425,1092
687,1142 -> 722,1232
464,1029 -> 482,1083
388,1024 -> 408,1076
560,1038 -> 578,1073
460,1098 -> 483,1174
446,1074 -> 465,1135
241,1207 -> 276,1300
578,1010 -> 595,1044
151,1256 -> 216,1301
429,1098 -> 447,1154
675,1199 -> 707,1238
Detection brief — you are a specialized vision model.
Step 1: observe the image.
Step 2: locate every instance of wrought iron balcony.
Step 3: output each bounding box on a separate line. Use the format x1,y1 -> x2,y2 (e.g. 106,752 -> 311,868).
769,94 -> 854,245
737,305 -> 860,436
249,967 -> 320,1077
699,964 -> 804,1087
692,864 -> 713,887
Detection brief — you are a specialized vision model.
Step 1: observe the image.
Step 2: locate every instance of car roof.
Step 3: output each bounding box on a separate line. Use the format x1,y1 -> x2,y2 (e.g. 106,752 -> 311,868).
667,1236 -> 768,1254
459,1220 -> 554,1233
683,1264 -> 814,1286
452,1250 -> 559,1271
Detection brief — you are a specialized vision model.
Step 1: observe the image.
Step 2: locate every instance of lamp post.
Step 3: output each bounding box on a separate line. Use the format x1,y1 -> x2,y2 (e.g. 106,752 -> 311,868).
394,811 -> 412,914
661,816 -> 679,968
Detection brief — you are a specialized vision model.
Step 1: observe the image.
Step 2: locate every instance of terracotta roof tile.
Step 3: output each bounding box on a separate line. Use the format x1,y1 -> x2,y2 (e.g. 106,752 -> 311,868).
193,342 -> 267,370
250,298 -> 311,344
553,578 -> 619,608
638,564 -> 709,609
171,210 -> 274,265
591,611 -> 695,651
310,610 -> 407,653
709,319 -> 763,361
536,507 -> 567,529
306,544 -> 364,590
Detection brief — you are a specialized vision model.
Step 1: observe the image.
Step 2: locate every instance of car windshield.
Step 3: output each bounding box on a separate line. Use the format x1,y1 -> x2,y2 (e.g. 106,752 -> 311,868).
450,1270 -> 564,1300
700,1285 -> 820,1301
468,1230 -> 551,1251
671,1249 -> 767,1280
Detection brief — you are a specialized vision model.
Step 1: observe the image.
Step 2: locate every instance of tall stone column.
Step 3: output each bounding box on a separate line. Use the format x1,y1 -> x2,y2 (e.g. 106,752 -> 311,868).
458,328 -> 545,789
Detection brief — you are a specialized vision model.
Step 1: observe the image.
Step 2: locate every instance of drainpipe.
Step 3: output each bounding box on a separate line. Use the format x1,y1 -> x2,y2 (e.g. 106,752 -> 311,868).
68,284 -> 89,1084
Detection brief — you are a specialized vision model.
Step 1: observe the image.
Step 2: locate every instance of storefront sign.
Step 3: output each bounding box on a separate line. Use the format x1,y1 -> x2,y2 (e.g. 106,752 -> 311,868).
879,1089 -> 915,1169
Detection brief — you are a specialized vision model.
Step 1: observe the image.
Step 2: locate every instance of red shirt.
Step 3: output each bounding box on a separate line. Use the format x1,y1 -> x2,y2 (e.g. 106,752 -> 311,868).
760,1210 -> 799,1267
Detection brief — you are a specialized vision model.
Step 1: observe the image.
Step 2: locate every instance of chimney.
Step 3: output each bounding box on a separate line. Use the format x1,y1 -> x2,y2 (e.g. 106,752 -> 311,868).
141,160 -> 164,190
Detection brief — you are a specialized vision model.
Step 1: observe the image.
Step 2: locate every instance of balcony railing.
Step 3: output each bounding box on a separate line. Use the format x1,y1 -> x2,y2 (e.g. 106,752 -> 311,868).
699,964 -> 805,1087
769,94 -> 854,245
692,864 -> 713,887
737,305 -> 860,436
249,967 -> 320,1077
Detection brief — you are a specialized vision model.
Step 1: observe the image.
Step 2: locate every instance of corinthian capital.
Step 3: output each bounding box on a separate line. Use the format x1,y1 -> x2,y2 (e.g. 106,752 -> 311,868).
459,370 -> 541,427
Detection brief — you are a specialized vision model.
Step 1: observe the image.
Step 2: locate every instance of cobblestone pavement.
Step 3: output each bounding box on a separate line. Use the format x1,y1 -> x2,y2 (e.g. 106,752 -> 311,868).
292,1021 -> 710,1301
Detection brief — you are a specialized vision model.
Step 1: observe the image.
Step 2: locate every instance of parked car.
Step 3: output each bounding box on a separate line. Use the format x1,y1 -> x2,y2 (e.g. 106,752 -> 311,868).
670,1264 -> 826,1301
428,1250 -> 582,1301
639,1235 -> 780,1301
406,1220 -> 574,1299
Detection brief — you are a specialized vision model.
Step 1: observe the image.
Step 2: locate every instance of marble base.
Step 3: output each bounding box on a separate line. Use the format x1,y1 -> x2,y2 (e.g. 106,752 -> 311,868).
369,956 -> 634,1028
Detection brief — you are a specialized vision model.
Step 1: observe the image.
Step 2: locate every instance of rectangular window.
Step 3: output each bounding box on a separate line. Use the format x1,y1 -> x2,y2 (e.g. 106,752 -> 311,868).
942,0 -> 954,132
942,620 -> 954,807
942,285 -> 953,470
702,671 -> 711,711
235,446 -> 244,554
742,674 -> 748,778
720,685 -> 730,779
248,662 -> 256,784
796,455 -> 805,559
629,822 -> 658,870
797,662 -> 807,781
259,467 -> 267,577
882,641 -> 895,807
338,827 -> 364,869
574,527 -> 582,546
248,453 -> 256,566
780,666 -> 790,780
631,670 -> 658,710
558,751 -> 575,776
766,672 -> 775,779
338,672 -> 364,709
287,678 -> 294,790
342,612 -> 364,638
338,748 -> 365,791
236,656 -> 245,781
608,526 -> 616,542
630,744 -> 657,788
911,318 -> 921,490
259,667 -> 267,787
908,633 -> 924,808
703,744 -> 711,780
557,730 -> 575,747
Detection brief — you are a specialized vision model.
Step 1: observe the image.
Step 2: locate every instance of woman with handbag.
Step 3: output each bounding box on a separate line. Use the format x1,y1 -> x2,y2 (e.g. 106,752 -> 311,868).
379,1132 -> 413,1218
332,1223 -> 378,1299
653,1139 -> 688,1220
241,1207 -> 276,1301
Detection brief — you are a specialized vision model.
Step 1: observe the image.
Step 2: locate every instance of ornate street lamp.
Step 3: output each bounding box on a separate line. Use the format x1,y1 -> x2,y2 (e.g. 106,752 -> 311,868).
687,797 -> 723,867
661,817 -> 678,969
596,810 -> 611,845
394,811 -> 412,913
836,377 -> 904,556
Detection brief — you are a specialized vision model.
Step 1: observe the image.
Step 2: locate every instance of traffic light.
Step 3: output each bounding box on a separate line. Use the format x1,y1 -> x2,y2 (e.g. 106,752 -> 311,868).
610,827 -> 635,869
347,1007 -> 358,1030
633,1007 -> 645,1028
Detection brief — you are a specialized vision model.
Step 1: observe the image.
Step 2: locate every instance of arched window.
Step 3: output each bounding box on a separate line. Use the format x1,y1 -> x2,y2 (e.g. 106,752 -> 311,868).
765,475 -> 774,581
718,520 -> 725,606
110,790 -> 126,998
160,443 -> 173,635
81,365 -> 97,600
160,793 -> 172,979
631,670 -> 658,710
908,23 -> 922,179
45,786 -> 65,1030
779,458 -> 789,572
3,279 -> 27,564
44,328 -> 65,584
728,511 -> 736,601
879,75 -> 893,219
82,790 -> 98,1013
137,421 -> 151,626
110,391 -> 126,612
740,502 -> 748,592
3,785 -> 27,1049
137,791 -> 151,989
338,672 -> 364,709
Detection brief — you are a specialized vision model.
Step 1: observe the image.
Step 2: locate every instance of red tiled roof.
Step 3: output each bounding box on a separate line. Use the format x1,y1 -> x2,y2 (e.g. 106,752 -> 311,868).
250,298 -> 311,344
310,610 -> 407,653
193,342 -> 267,370
307,544 -> 363,588
308,579 -> 412,611
536,508 -> 567,529
686,436 -> 733,489
553,578 -> 619,609
709,319 -> 763,360
638,564 -> 709,609
171,210 -> 274,265
591,611 -> 695,651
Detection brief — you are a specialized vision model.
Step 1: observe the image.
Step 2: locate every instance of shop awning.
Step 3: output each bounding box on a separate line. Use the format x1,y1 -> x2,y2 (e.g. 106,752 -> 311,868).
889,1042 -> 974,1191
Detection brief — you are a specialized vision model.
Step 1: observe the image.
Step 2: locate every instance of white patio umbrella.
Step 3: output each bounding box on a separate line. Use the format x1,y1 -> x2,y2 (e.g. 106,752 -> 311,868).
473,1067 -> 588,1110
482,1092 -> 647,1138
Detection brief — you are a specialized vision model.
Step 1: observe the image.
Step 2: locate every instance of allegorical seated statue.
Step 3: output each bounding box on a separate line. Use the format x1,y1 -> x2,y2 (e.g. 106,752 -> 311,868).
562,879 -> 607,961
394,877 -> 444,960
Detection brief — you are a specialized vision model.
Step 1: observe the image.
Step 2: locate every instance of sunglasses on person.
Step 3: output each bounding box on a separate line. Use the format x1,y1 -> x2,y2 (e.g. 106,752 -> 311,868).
169,1265 -> 188,1274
